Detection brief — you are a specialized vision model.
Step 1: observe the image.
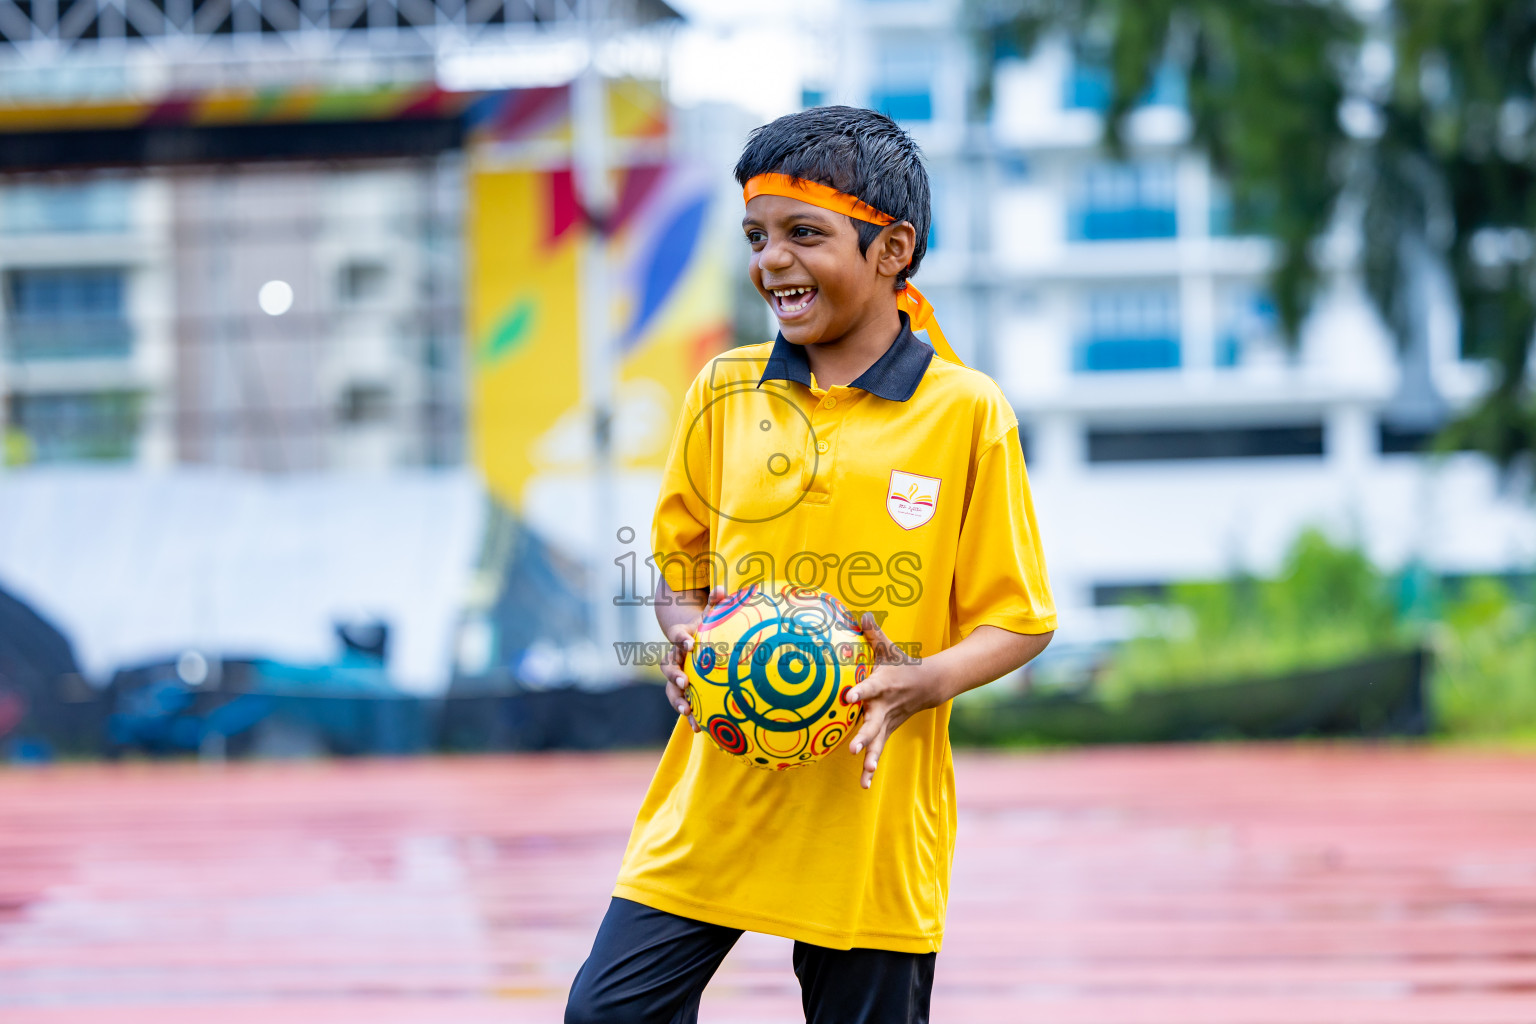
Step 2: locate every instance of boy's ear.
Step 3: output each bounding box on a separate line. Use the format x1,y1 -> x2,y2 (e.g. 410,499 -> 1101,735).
872,221 -> 918,281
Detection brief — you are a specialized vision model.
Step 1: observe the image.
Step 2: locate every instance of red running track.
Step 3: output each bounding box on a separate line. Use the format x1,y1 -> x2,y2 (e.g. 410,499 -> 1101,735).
3,747 -> 1536,1023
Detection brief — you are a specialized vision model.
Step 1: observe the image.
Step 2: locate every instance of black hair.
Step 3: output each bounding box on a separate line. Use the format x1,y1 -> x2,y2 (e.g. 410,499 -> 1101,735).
734,106 -> 930,287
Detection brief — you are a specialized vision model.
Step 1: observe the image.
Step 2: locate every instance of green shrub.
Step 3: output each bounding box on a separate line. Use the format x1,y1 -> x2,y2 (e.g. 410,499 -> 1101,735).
1433,578 -> 1536,740
1099,529 -> 1404,702
1097,529 -> 1536,741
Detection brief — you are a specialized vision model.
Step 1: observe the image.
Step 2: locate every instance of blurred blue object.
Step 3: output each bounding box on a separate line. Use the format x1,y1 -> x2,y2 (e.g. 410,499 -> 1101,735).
106,663 -> 432,758
108,675 -> 274,753
106,621 -> 431,757
9,738 -> 53,763
247,658 -> 393,695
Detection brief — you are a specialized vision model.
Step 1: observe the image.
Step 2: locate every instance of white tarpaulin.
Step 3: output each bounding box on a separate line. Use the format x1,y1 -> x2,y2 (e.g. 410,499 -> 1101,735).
0,468 -> 485,694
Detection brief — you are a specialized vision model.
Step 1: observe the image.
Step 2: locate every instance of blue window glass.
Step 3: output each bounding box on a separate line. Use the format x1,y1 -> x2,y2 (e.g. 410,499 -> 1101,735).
1217,289 -> 1278,367
1066,56 -> 1186,111
1147,62 -> 1186,107
9,392 -> 139,463
1069,162 -> 1177,241
1075,288 -> 1181,372
5,268 -> 133,360
999,154 -> 1031,181
1,180 -> 132,234
874,41 -> 935,124
872,90 -> 933,122
1210,186 -> 1233,238
1067,63 -> 1113,110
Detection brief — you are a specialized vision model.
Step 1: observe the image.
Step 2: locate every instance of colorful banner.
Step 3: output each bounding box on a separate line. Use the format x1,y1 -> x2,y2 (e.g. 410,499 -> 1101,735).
0,78 -> 733,522
0,83 -> 479,132
465,80 -> 731,514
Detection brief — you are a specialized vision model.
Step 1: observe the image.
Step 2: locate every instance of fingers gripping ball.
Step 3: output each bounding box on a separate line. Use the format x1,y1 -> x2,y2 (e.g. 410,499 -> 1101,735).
686,582 -> 872,771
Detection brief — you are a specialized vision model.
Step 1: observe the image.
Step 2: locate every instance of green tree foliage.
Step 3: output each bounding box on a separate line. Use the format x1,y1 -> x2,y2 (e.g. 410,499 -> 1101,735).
979,0 -> 1536,469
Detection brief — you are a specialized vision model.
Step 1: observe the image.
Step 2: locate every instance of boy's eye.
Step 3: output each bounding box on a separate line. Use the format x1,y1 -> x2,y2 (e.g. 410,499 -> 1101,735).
745,230 -> 766,244
791,226 -> 819,238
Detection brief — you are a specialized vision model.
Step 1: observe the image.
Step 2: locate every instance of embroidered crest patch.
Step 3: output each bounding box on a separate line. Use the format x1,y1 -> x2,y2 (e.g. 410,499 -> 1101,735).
886,470 -> 940,530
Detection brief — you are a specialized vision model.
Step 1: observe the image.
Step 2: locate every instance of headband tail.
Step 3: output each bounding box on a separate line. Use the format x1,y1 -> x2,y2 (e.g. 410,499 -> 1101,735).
898,283 -> 963,365
923,319 -> 962,366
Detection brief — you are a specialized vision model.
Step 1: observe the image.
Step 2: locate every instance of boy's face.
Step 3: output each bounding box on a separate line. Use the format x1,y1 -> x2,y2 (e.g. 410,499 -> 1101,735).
743,194 -> 908,346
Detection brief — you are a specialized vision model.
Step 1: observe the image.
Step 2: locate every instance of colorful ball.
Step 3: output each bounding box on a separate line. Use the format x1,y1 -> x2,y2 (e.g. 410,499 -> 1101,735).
684,581 -> 872,771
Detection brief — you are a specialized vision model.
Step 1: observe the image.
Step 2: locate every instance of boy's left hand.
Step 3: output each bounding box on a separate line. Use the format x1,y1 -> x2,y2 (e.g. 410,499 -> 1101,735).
844,612 -> 944,790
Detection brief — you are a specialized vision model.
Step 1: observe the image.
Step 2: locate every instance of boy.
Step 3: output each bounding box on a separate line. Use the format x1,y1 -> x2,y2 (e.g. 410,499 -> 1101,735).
565,106 -> 1056,1024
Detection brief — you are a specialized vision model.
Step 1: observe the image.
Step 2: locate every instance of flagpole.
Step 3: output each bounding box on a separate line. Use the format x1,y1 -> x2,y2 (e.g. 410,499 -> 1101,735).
573,0 -> 623,685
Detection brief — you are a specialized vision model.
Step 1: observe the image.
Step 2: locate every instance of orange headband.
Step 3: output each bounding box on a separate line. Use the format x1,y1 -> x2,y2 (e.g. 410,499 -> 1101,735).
744,172 -> 896,227
742,173 -> 961,365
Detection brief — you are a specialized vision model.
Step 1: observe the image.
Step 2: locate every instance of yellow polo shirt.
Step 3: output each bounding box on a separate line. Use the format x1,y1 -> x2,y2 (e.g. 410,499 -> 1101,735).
617,315 -> 1056,953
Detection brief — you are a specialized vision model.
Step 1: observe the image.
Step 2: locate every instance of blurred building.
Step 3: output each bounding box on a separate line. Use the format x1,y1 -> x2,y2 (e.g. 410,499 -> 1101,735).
0,164 -> 461,472
0,0 -> 678,476
166,162 -> 463,472
809,0 -> 1536,638
1,175 -> 176,467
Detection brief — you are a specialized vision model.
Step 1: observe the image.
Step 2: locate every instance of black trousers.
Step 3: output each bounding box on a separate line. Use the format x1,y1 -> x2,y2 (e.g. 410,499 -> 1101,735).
565,898 -> 935,1024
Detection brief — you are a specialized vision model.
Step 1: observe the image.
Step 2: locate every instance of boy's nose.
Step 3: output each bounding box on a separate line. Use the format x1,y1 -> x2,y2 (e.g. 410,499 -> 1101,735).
759,238 -> 795,272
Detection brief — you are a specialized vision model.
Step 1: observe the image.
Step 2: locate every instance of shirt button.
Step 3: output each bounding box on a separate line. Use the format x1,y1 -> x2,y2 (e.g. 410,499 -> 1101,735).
822,397 -> 837,409
816,440 -> 830,454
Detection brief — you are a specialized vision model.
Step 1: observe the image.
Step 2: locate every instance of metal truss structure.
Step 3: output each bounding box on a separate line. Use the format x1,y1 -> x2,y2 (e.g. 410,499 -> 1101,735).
0,0 -> 678,91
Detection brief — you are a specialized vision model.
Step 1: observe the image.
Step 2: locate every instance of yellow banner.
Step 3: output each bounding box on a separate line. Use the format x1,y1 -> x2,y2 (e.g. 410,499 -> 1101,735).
466,167 -> 585,509
466,82 -> 730,514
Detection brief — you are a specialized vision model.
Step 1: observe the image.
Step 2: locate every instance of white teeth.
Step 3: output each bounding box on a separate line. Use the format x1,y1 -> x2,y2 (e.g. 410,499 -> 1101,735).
772,287 -> 814,297
780,288 -> 817,313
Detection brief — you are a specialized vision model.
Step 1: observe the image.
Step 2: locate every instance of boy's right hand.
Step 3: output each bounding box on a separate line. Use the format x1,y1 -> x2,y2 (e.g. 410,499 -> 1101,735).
659,586 -> 726,733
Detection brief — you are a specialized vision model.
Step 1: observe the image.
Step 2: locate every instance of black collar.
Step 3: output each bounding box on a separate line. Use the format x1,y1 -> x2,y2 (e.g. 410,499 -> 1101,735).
757,311 -> 934,402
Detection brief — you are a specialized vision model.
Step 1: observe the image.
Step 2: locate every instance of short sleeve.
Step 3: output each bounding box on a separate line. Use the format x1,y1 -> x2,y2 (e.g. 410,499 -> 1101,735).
953,426 -> 1057,638
651,368 -> 716,594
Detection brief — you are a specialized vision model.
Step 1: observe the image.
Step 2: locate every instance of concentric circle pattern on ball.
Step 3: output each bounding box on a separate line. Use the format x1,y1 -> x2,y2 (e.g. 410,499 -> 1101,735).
685,582 -> 873,771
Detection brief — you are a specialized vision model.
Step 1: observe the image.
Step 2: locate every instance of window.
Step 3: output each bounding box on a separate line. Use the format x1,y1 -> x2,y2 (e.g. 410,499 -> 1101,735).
1093,582 -> 1169,606
4,268 -> 132,360
1067,61 -> 1113,111
1087,424 -> 1325,463
1075,287 -> 1180,371
340,382 -> 393,425
998,154 -> 1031,181
1379,423 -> 1468,454
1065,53 -> 1185,111
1069,162 -> 1177,241
0,180 -> 132,235
1217,287 -> 1279,367
7,392 -> 139,463
872,42 -> 935,123
1380,424 -> 1435,454
873,90 -> 933,122
1209,183 -> 1234,238
338,260 -> 388,304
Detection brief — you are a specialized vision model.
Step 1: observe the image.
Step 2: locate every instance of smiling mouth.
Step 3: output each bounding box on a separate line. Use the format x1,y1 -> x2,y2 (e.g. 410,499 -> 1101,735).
769,286 -> 818,317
